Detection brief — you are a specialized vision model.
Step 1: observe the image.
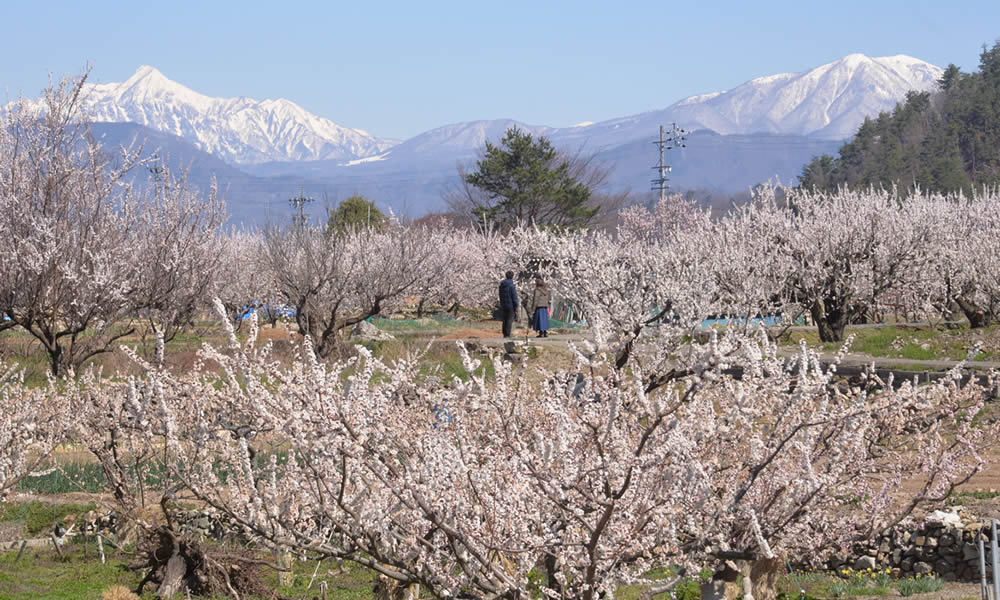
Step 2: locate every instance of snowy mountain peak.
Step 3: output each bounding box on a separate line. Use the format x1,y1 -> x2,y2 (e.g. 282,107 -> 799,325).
840,52 -> 869,65
125,65 -> 168,85
664,53 -> 943,139
81,66 -> 397,165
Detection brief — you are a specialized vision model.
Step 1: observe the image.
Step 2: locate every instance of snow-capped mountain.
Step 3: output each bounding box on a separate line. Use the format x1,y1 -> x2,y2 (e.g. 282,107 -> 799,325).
79,54 -> 940,171
40,53 -> 945,220
669,53 -> 943,138
558,54 -> 943,148
331,53 -> 942,168
82,66 -> 398,165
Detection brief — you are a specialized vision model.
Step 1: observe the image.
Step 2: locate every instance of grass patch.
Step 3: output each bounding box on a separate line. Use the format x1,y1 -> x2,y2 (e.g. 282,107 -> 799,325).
370,314 -> 462,332
898,345 -> 937,360
419,346 -> 495,382
350,338 -> 496,383
615,574 -> 703,600
17,462 -> 107,495
268,557 -> 374,600
0,501 -> 96,536
896,574 -> 944,596
948,489 -> 1000,505
778,323 -> 992,362
0,547 -> 377,600
779,568 -> 949,600
18,458 -> 178,496
0,550 -> 143,600
884,363 -> 944,373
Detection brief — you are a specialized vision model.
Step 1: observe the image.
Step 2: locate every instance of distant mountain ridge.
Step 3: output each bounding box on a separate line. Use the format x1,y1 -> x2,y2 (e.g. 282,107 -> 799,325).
25,54 -> 944,220
329,54 -> 942,169
81,66 -> 398,165
77,54 -> 942,171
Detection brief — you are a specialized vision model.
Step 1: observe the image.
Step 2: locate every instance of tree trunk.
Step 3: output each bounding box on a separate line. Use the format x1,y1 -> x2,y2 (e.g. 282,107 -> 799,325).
701,562 -> 741,600
810,299 -> 848,343
416,297 -> 426,319
954,295 -> 991,328
276,550 -> 293,587
48,350 -> 62,378
745,558 -> 783,600
701,559 -> 782,600
156,554 -> 187,598
544,554 -> 562,597
44,343 -> 72,378
373,575 -> 418,600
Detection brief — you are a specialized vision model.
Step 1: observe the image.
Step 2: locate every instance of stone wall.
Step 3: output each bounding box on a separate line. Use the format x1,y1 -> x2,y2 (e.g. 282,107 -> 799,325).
830,509 -> 991,582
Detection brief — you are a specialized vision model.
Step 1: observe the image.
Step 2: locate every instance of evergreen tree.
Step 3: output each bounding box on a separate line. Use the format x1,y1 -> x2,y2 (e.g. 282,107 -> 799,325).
797,42 -> 1000,194
465,127 -> 597,229
327,195 -> 386,234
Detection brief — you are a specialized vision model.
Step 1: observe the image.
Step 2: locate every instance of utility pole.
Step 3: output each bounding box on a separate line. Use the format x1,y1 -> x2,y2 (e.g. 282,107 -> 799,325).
147,153 -> 165,192
288,189 -> 314,229
651,123 -> 687,202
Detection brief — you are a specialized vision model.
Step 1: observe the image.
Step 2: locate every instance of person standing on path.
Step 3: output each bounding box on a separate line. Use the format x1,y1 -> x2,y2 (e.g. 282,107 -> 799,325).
528,275 -> 551,337
498,270 -> 519,338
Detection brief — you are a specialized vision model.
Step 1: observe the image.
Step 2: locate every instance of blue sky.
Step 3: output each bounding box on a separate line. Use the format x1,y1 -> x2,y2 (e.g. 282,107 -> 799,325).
2,0 -> 997,139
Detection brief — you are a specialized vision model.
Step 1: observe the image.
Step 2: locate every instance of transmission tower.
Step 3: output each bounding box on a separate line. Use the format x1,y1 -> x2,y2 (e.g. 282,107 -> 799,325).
651,123 -> 687,202
288,189 -> 315,228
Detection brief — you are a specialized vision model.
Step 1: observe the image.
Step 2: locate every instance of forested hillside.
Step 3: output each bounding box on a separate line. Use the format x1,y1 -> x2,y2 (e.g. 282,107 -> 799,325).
799,42 -> 1000,192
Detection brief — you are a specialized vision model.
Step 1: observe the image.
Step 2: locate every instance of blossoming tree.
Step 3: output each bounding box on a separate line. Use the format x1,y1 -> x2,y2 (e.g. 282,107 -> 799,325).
0,73 -> 224,375
103,298 -> 994,599
263,223 -> 461,357
0,364 -> 82,502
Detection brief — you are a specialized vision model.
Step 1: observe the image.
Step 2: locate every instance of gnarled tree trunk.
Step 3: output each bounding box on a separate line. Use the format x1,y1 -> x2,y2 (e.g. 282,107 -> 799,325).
811,298 -> 849,343
954,295 -> 992,328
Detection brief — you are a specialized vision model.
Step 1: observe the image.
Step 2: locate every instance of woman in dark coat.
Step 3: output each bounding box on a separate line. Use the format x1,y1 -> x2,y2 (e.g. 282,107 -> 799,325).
528,276 -> 551,337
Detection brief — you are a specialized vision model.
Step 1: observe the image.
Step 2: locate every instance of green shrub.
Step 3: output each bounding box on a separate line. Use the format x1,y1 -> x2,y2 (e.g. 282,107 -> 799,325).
674,578 -> 701,600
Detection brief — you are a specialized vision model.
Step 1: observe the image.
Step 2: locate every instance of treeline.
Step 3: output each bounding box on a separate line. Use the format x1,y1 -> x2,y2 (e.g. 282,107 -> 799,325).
799,42 -> 1000,193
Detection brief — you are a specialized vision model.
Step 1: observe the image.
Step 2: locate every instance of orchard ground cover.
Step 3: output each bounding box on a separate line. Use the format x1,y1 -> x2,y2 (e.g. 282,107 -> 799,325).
0,539 -> 986,600
776,324 -> 1000,364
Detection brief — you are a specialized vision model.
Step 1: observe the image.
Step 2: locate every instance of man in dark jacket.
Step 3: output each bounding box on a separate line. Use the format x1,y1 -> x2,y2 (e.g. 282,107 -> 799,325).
498,270 -> 518,338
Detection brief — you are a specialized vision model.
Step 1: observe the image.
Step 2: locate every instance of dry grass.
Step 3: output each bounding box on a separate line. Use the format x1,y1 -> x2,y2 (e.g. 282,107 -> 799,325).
101,584 -> 139,600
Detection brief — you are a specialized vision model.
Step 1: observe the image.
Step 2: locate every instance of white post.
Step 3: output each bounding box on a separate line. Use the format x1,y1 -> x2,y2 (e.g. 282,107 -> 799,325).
980,537 -> 989,600
991,520 -> 999,600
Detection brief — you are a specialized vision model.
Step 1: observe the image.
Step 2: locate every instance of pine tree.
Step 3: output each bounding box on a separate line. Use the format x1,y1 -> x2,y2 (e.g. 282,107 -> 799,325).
465,127 -> 597,229
327,195 -> 386,235
796,42 -> 1000,194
